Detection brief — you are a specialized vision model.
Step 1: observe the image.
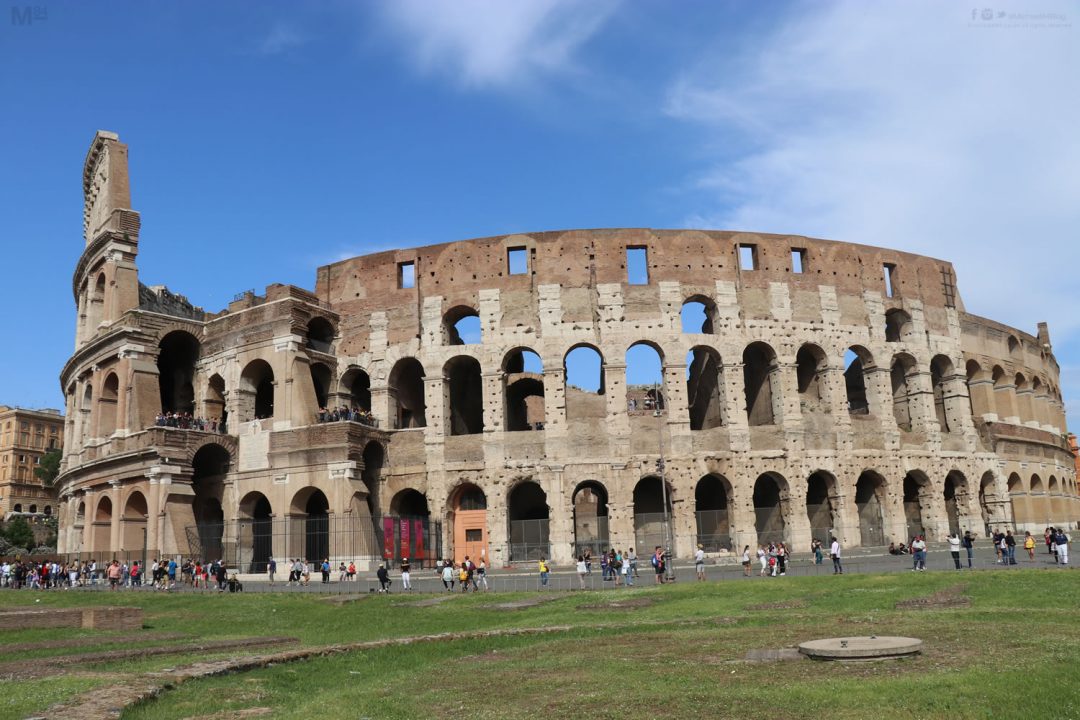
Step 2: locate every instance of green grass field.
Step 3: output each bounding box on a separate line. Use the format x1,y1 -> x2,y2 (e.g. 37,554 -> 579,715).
2,569 -> 1078,719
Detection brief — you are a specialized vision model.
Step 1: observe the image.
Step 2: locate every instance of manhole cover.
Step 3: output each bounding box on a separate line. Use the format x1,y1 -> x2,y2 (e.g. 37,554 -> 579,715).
798,636 -> 922,661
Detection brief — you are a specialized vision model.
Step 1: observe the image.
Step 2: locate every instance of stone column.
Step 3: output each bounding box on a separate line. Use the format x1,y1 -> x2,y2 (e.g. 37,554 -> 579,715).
546,469 -> 574,565
482,370 -> 503,434
663,361 -> 692,457
785,476 -> 812,550
722,361 -> 750,452
994,381 -> 1019,423
108,480 -> 122,555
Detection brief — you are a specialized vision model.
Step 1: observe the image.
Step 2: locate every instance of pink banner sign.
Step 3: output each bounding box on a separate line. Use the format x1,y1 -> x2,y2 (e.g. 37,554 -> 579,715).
399,519 -> 410,560
382,517 -> 394,559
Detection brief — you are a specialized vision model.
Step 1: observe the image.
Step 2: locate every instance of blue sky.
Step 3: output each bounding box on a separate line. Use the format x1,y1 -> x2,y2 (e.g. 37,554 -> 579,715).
1,1 -> 1077,422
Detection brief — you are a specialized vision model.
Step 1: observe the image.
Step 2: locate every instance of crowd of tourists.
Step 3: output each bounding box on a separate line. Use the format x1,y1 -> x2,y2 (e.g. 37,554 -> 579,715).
0,557 -> 243,591
316,406 -> 377,426
154,412 -> 224,433
435,556 -> 489,592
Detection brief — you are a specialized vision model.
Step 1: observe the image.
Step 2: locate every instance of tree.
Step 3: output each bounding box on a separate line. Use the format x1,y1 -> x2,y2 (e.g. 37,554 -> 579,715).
3,516 -> 34,549
34,448 -> 62,487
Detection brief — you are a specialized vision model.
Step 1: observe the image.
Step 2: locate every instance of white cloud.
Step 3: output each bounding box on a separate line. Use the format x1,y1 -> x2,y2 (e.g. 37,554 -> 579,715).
373,0 -> 619,89
666,1 -> 1080,357
258,22 -> 307,55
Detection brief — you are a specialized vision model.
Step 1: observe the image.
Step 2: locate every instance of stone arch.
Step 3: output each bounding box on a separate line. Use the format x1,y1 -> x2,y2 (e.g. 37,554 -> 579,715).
572,480 -> 609,556
158,330 -> 200,415
978,470 -> 1000,534
564,344 -> 605,421
443,305 -> 481,345
86,271 -> 106,330
98,372 -> 119,437
447,481 -> 488,564
238,491 -> 273,572
504,348 -> 545,431
633,475 -> 673,553
205,374 -> 226,429
507,480 -> 550,561
885,308 -> 913,343
191,443 -> 229,561
121,490 -> 148,558
806,470 -> 839,543
389,488 -> 429,518
743,341 -> 780,426
753,472 -> 789,544
890,353 -> 919,431
902,470 -> 933,540
626,341 -> 666,412
685,346 -> 724,430
389,358 -> 426,429
444,355 -> 484,435
1048,475 -> 1064,524
239,359 -> 275,422
695,474 -> 732,551
844,346 -> 875,416
340,366 -> 371,412
289,486 -> 329,564
306,316 -> 335,354
991,365 -> 1015,420
93,494 -> 112,555
310,362 -> 332,411
854,470 -> 887,546
796,344 -> 828,417
930,355 -> 959,432
944,470 -> 967,535
1007,334 -> 1022,360
1014,372 -> 1034,424
681,295 -> 718,334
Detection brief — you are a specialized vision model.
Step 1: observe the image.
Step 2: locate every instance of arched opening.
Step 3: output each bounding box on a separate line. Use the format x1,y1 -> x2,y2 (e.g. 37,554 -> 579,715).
890,353 -> 918,431
903,471 -> 931,540
29,504 -> 37,514
930,355 -> 955,432
681,296 -> 717,334
504,349 -> 545,431
306,317 -> 335,354
844,347 -> 874,416
633,476 -> 672,553
93,495 -> 112,553
978,471 -> 997,535
449,482 -> 488,564
390,488 -> 430,518
43,505 -> 52,516
743,342 -> 779,426
239,359 -> 275,422
885,309 -> 912,343
626,342 -> 665,413
98,372 -> 119,436
1007,335 -> 1022,360
445,356 -> 484,435
992,365 -> 1015,420
191,444 -> 228,561
686,346 -> 724,430
796,344 -> 828,418
1048,475 -> 1063,523
290,488 -> 329,565
508,481 -> 549,561
341,367 -> 372,412
444,306 -> 481,345
1015,373 -> 1033,424
238,492 -> 273,572
855,471 -> 886,546
572,481 -> 609,557
310,362 -> 332,411
564,345 -> 605,421
121,491 -> 148,559
695,474 -> 732,551
158,331 -> 200,415
1007,473 -> 1024,526
13,503 -> 22,513
81,382 -> 93,439
389,358 -> 426,429
1030,473 -> 1047,523
753,473 -> 788,544
944,470 -> 966,535
206,374 -> 226,430
86,272 -> 106,330
806,471 -> 837,543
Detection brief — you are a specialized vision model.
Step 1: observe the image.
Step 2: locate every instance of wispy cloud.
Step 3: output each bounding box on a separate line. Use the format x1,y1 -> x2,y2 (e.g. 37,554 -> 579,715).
257,21 -> 307,55
372,0 -> 619,89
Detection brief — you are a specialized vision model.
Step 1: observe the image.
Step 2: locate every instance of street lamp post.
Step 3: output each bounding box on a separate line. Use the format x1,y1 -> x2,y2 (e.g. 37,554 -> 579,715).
654,382 -> 676,581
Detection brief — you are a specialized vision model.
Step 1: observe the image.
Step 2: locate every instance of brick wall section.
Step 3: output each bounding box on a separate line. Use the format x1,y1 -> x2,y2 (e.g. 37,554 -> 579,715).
0,607 -> 142,631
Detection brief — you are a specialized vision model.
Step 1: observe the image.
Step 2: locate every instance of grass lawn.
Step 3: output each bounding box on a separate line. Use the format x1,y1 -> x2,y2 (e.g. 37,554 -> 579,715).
1,569 -> 1077,719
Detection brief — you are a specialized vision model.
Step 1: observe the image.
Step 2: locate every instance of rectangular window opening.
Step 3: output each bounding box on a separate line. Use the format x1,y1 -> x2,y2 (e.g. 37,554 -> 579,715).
398,261 -> 415,289
739,244 -> 757,271
627,246 -> 649,284
507,246 -> 528,275
791,248 -> 806,274
883,263 -> 896,298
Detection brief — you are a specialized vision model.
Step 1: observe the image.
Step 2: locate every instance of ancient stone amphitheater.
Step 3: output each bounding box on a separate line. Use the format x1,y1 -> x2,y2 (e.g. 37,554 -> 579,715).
57,132 -> 1077,571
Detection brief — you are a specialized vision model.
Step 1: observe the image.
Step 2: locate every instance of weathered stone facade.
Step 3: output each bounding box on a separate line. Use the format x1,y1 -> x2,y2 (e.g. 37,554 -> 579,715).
57,131 -> 1077,570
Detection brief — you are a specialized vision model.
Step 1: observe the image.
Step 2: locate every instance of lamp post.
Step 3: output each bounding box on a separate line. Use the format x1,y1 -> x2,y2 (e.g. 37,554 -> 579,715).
654,382 -> 676,581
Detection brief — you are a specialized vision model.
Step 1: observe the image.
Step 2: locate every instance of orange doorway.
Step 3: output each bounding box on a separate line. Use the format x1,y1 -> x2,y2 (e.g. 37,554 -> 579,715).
451,483 -> 488,565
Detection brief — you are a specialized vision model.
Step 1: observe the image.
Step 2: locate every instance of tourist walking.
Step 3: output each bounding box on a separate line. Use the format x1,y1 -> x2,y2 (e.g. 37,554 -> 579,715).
911,536 -> 927,571
1005,531 -> 1017,565
757,545 -> 768,576
441,560 -> 455,591
1055,528 -> 1070,564
376,563 -> 391,592
400,557 -> 412,590
998,534 -> 1009,567
477,559 -> 489,591
267,558 -> 276,585
321,558 -> 331,584
742,546 -> 752,577
539,557 -> 551,587
948,533 -> 961,570
962,531 -> 975,568
694,544 -> 706,581
577,556 -> 587,589
830,536 -> 843,575
651,546 -> 665,584
1024,531 -> 1036,561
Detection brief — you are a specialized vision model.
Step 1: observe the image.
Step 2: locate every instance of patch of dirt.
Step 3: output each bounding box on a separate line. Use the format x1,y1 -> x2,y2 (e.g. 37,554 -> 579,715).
895,583 -> 971,610
320,594 -> 370,605
577,597 -> 653,610
0,636 -> 298,681
745,600 -> 807,611
0,632 -> 185,654
401,595 -> 460,608
484,596 -> 560,610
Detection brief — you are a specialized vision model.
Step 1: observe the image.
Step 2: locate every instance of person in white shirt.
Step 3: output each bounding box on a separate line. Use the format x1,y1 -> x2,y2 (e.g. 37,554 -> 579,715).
694,544 -> 706,581
576,555 -> 588,589
948,533 -> 962,570
830,537 -> 843,575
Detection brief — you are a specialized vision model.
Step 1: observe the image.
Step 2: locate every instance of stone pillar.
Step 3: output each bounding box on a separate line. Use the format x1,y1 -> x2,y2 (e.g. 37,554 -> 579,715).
482,371 -> 503,434
722,361 -> 750,452
108,480 -> 122,555
663,361 -> 692,456
542,367 -> 566,434
81,488 -> 96,555
967,376 -> 995,420
907,368 -> 938,434
1015,387 -> 1035,426
603,361 -> 630,440
785,476 -> 812,550
994,381 -> 1018,423
546,469 -> 574,565
369,384 -> 390,429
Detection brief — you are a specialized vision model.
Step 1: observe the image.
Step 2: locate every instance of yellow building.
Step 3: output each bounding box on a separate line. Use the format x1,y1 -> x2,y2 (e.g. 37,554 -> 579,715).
0,405 -> 64,517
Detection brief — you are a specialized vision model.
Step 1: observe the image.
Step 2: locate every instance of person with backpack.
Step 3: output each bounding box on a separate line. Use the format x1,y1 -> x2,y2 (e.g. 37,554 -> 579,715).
651,546 -> 665,584
1055,528 -> 1070,565
538,557 -> 551,587
962,531 -> 975,568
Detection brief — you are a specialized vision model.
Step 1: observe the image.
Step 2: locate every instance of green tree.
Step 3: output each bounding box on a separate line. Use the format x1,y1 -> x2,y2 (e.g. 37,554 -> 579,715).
3,516 -> 35,549
34,448 -> 62,487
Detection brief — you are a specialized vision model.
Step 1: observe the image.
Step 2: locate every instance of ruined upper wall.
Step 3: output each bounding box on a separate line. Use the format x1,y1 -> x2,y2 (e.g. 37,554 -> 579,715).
315,229 -> 963,353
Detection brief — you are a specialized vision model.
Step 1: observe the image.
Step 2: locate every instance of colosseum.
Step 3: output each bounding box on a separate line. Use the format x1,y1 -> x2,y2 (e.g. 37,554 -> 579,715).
56,131 -> 1078,571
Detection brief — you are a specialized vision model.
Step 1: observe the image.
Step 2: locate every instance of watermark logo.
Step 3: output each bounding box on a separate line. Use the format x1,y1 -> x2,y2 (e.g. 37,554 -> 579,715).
969,7 -> 1070,29
10,5 -> 47,25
